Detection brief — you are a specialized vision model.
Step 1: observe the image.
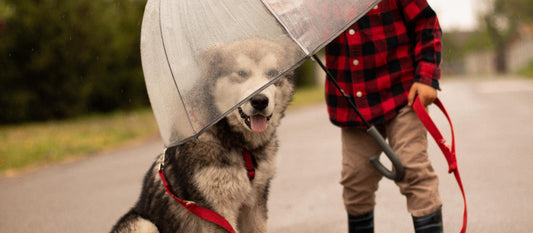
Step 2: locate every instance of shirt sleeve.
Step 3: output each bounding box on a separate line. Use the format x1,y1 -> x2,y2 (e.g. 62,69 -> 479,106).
398,0 -> 442,90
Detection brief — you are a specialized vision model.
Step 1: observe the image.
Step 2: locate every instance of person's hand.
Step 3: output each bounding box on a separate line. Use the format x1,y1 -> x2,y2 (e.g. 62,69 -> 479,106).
408,82 -> 437,107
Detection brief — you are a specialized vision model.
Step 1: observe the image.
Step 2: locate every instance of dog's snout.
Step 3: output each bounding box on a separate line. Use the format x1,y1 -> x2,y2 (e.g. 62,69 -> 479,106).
251,94 -> 269,110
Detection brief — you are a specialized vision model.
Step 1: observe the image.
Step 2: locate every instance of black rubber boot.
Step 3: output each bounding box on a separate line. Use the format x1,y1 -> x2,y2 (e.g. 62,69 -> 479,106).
348,210 -> 374,233
412,208 -> 443,233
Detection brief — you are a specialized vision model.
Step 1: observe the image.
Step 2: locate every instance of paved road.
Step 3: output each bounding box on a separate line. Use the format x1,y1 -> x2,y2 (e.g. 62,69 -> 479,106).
1,76 -> 533,233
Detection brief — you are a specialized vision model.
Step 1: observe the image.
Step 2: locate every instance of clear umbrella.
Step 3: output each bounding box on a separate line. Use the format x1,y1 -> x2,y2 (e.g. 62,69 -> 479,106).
141,0 -> 378,147
141,0 -> 404,180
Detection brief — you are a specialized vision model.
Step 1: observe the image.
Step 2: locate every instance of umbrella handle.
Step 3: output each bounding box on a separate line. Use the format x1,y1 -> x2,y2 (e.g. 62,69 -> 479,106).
311,55 -> 404,181
367,126 -> 405,181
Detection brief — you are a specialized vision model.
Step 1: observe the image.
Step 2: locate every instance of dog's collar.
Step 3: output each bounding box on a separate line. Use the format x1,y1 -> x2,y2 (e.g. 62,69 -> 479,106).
242,150 -> 256,181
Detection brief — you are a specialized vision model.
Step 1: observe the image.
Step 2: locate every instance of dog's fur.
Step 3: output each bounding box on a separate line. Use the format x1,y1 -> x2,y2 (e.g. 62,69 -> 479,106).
111,38 -> 295,233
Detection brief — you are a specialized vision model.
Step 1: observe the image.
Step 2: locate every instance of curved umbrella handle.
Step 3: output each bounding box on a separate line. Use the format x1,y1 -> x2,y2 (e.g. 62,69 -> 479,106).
312,55 -> 404,181
366,126 -> 405,181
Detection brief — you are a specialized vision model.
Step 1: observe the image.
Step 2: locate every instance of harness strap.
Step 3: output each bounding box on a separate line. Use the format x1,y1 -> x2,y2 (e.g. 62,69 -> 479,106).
413,97 -> 467,233
242,150 -> 255,181
158,164 -> 236,233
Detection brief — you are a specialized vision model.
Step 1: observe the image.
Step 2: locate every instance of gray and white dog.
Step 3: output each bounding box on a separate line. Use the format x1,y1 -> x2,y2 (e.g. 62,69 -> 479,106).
111,38 -> 295,233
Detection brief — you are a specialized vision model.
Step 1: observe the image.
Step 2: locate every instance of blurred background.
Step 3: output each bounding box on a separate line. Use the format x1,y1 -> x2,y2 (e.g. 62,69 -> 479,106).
0,0 -> 532,173
0,0 -> 148,124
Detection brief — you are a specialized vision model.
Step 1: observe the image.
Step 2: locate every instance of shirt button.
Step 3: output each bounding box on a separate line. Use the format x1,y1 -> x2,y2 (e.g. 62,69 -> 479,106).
353,59 -> 359,66
348,29 -> 355,35
356,91 -> 363,98
373,5 -> 379,10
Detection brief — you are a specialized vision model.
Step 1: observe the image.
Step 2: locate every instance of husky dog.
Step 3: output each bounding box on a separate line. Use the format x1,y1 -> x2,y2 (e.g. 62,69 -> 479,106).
111,38 -> 295,233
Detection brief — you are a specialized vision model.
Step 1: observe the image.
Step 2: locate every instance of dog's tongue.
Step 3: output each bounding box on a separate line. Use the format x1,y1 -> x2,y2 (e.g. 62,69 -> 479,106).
250,115 -> 267,132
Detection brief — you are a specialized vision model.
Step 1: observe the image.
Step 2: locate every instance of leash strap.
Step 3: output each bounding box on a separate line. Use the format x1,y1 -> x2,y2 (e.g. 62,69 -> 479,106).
158,165 -> 236,233
413,97 -> 467,233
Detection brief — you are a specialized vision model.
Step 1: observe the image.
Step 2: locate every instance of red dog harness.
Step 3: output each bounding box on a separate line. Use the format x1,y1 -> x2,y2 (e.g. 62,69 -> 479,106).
413,97 -> 467,233
158,150 -> 256,233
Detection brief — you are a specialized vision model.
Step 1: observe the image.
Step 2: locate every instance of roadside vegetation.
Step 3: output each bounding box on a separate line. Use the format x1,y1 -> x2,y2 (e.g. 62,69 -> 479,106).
0,87 -> 324,176
0,109 -> 157,175
518,61 -> 533,78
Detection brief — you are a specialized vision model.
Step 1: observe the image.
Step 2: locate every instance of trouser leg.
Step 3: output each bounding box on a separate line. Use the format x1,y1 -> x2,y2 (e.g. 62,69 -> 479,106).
340,127 -> 383,216
386,106 -> 442,217
340,105 -> 442,232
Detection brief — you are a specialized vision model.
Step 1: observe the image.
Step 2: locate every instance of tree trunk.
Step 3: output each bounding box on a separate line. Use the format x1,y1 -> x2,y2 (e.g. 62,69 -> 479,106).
494,43 -> 508,73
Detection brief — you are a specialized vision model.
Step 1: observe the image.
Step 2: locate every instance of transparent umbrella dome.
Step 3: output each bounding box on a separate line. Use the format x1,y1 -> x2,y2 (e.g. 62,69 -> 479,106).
141,0 -> 379,148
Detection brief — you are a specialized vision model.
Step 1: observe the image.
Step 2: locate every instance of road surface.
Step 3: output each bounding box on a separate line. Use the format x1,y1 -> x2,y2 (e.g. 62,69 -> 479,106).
1,76 -> 533,232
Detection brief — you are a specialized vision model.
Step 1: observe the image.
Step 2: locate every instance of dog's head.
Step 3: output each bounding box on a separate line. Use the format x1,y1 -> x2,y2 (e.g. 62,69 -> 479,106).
199,38 -> 295,135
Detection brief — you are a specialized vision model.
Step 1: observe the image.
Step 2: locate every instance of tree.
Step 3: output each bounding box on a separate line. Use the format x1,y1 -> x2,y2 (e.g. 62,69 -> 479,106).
482,0 -> 533,73
0,0 -> 147,124
85,0 -> 148,112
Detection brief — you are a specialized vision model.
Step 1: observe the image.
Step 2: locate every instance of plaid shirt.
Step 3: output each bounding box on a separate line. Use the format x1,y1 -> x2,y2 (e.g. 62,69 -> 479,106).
325,0 -> 442,128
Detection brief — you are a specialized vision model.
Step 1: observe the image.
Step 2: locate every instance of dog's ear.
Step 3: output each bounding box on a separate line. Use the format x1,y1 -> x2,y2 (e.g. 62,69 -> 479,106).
199,44 -> 225,78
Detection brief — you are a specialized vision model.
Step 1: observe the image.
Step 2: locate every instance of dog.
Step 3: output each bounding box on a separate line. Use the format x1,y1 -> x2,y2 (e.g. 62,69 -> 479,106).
111,38 -> 295,233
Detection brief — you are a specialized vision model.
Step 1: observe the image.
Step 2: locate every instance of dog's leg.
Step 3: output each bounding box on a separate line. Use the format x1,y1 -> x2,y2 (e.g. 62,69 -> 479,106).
237,203 -> 268,233
178,214 -> 226,233
237,180 -> 270,233
193,166 -> 253,233
110,211 -> 159,233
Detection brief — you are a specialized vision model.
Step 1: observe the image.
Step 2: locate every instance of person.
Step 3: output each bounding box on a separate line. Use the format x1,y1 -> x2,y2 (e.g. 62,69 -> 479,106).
324,0 -> 443,232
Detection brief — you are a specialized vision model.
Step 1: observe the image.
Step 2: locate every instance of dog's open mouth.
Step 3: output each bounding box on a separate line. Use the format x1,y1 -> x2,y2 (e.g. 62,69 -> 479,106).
238,107 -> 272,132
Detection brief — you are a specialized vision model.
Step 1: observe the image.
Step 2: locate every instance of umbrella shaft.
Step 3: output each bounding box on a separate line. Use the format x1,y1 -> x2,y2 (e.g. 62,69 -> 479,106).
311,55 -> 371,128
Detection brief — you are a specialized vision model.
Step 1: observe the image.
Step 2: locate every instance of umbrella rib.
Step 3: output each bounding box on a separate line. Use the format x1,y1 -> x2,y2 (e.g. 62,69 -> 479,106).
158,0 -> 198,138
259,0 -> 380,57
259,0 -> 310,55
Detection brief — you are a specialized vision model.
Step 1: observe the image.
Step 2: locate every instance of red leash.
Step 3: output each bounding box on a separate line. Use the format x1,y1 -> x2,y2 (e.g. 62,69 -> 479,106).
413,97 -> 467,233
158,150 -> 257,233
158,168 -> 236,233
158,154 -> 236,233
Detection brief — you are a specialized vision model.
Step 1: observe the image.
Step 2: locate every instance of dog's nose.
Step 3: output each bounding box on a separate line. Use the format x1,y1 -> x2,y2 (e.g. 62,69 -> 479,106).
251,94 -> 269,110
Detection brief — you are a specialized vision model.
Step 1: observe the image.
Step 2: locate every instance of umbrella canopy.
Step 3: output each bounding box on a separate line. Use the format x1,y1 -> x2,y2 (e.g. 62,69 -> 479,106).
141,0 -> 379,147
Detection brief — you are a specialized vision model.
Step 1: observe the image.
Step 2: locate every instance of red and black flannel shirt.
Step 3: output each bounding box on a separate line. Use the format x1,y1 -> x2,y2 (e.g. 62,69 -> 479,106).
325,0 -> 442,128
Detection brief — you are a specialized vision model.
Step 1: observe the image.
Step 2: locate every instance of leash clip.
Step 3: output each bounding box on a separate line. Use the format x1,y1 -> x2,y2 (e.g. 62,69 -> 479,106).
159,149 -> 167,171
184,200 -> 196,207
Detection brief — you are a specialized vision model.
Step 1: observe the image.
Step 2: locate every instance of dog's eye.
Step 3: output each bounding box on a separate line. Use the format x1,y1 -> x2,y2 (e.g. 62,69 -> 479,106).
266,69 -> 279,78
237,70 -> 249,77
274,78 -> 285,86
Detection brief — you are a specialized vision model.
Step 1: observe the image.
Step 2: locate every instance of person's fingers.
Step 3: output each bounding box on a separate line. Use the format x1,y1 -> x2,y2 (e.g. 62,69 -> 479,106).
407,84 -> 418,106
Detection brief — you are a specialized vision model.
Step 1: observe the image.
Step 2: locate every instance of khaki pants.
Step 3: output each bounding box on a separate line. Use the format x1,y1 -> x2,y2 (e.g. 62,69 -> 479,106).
340,106 -> 442,217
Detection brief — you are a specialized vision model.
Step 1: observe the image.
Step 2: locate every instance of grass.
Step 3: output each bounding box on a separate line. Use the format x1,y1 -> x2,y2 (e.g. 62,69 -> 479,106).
0,109 -> 158,176
518,61 -> 533,78
290,85 -> 325,109
0,85 -> 324,176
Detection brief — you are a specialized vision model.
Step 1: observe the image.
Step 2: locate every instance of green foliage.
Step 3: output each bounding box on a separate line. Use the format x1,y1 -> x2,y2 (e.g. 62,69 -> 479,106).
0,109 -> 158,174
518,61 -> 533,78
0,0 -> 148,124
291,85 -> 324,107
463,30 -> 493,52
480,0 -> 533,73
441,32 -> 464,61
294,59 -> 317,88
